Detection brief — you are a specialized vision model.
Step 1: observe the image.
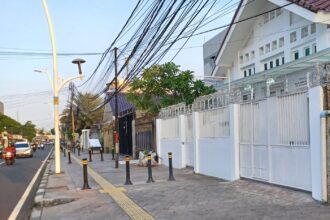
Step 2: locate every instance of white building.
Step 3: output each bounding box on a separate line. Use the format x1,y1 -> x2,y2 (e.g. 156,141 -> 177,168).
158,0 -> 330,203
209,0 -> 330,81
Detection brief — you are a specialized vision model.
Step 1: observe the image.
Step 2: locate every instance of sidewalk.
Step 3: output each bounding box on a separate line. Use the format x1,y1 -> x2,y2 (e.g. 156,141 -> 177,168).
37,150 -> 330,220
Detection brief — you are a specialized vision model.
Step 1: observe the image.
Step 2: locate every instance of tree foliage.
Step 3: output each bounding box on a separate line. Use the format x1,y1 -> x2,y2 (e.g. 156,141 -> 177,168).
60,92 -> 104,136
0,114 -> 36,141
127,62 -> 216,113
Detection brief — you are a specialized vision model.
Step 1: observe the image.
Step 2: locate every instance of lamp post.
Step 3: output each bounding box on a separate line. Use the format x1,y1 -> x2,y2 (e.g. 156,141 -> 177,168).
41,0 -> 85,174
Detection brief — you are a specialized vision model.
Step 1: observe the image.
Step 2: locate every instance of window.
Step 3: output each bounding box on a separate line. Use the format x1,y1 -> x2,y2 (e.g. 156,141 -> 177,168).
279,37 -> 284,47
244,70 -> 247,77
311,23 -> 316,34
270,11 -> 275,20
249,69 -> 252,76
272,41 -> 277,50
282,57 -> 285,64
301,26 -> 308,38
270,61 -> 274,68
289,12 -> 293,25
266,43 -> 271,53
276,59 -> 280,66
253,67 -> 255,74
251,51 -> 255,59
259,46 -> 264,55
304,47 -> 311,56
264,63 -> 268,70
245,53 -> 249,62
292,50 -> 299,60
290,32 -> 297,43
327,24 -> 330,29
240,55 -> 243,64
276,9 -> 282,16
264,13 -> 269,24
312,43 -> 317,53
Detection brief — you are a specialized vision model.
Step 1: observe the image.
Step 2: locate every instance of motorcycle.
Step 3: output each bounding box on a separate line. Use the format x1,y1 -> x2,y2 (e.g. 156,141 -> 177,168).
2,148 -> 16,165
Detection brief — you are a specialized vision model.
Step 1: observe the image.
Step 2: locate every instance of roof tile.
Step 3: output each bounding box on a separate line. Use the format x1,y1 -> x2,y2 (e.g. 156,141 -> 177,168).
289,0 -> 330,12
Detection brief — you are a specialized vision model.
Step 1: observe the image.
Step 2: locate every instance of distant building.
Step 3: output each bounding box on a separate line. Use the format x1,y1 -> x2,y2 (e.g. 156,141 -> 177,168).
0,101 -> 3,114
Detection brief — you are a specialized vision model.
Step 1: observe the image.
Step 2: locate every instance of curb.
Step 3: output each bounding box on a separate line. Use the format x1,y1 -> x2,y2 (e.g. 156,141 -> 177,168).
30,161 -> 52,220
8,148 -> 53,220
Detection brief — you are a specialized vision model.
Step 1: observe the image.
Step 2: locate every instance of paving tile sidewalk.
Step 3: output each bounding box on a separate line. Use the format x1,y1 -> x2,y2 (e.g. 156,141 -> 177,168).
40,149 -> 330,220
39,152 -> 130,220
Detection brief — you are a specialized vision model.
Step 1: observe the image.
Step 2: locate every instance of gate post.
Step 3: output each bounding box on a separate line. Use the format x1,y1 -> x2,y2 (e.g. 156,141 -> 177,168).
229,104 -> 240,180
156,119 -> 162,164
192,112 -> 200,173
179,115 -> 186,168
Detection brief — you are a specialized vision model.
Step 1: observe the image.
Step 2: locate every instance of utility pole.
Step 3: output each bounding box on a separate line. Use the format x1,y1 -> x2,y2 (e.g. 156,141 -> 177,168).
114,47 -> 119,168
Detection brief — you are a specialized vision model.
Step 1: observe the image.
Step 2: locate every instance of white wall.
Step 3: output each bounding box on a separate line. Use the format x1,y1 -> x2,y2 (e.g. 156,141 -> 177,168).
160,139 -> 183,169
195,104 -> 240,181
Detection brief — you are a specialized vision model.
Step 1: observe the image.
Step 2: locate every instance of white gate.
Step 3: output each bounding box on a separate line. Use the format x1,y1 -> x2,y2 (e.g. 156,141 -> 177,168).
240,92 -> 311,190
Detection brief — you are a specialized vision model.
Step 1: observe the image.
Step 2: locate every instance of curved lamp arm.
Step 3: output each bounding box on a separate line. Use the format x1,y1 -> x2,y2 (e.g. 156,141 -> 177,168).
58,75 -> 84,92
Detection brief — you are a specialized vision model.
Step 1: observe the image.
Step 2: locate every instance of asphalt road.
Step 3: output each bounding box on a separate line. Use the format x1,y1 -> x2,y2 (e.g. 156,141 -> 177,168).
0,146 -> 51,220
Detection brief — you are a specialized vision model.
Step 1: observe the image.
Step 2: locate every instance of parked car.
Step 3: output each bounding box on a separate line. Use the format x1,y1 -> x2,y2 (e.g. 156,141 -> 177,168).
15,142 -> 33,158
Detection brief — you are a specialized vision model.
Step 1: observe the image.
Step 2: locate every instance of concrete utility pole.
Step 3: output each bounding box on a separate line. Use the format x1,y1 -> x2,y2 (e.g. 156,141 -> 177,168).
41,0 -> 85,174
114,47 -> 119,168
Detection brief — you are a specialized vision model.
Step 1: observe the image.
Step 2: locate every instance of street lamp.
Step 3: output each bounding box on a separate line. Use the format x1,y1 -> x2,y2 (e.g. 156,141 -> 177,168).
34,69 -> 53,91
41,0 -> 85,174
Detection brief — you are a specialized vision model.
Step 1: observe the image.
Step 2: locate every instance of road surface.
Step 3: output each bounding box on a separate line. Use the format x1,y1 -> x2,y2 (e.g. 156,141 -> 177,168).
0,146 -> 51,220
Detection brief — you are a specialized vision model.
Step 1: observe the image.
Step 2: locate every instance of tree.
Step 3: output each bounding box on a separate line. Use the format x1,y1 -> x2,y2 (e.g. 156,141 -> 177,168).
127,62 -> 216,113
50,128 -> 55,135
60,92 -> 104,136
21,121 -> 36,141
0,114 -> 21,134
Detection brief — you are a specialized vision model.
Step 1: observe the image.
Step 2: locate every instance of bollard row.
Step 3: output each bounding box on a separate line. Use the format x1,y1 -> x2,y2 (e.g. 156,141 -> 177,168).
123,152 -> 175,185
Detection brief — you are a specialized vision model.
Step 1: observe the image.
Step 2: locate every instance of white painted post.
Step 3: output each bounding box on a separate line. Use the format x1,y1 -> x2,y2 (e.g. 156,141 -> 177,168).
156,119 -> 162,164
179,115 -> 186,168
132,119 -> 136,158
192,112 -> 200,173
230,104 -> 240,180
309,85 -> 326,202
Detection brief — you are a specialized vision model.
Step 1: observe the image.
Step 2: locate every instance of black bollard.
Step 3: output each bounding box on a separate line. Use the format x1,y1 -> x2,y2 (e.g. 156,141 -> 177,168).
81,158 -> 91,190
63,148 -> 66,157
78,146 -> 80,156
89,148 -> 92,162
100,147 -> 104,161
124,156 -> 133,185
168,152 -> 175,181
111,147 -> 115,160
146,154 -> 155,183
68,150 -> 72,164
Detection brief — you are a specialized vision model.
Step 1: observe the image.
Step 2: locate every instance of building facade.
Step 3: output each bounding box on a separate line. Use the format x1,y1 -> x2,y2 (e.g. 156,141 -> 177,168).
158,0 -> 330,203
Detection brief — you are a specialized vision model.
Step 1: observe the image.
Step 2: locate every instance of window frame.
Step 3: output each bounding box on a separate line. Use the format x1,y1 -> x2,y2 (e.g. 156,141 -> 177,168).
290,31 -> 297,43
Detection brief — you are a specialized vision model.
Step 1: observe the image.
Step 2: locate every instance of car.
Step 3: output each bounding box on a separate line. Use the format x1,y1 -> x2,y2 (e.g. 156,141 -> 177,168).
15,142 -> 33,158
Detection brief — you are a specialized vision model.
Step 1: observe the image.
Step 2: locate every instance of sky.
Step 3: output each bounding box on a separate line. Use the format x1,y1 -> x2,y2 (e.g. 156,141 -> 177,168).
0,0 -> 235,130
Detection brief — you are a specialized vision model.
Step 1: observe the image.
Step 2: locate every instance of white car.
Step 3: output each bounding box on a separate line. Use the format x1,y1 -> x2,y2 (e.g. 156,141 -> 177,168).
15,142 -> 33,158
